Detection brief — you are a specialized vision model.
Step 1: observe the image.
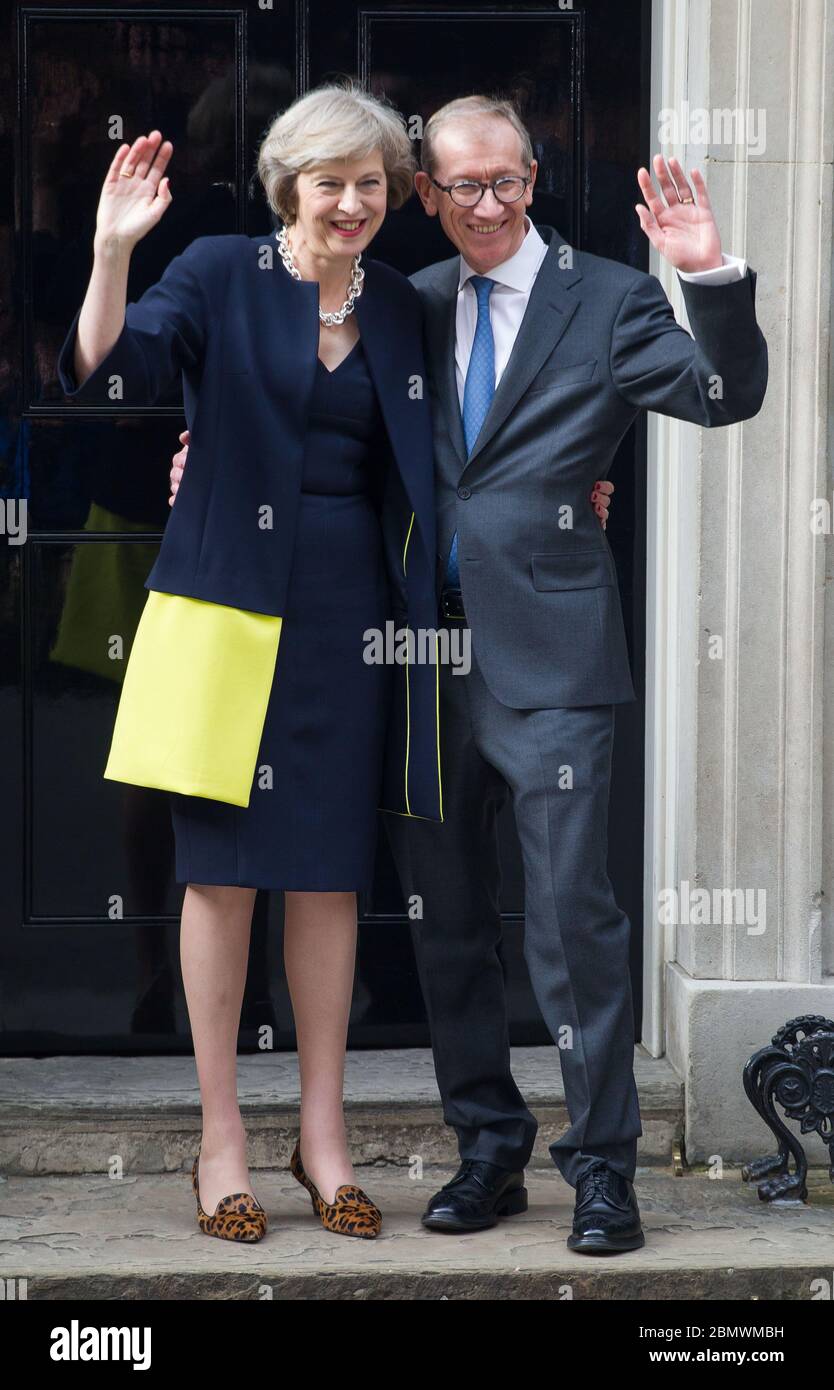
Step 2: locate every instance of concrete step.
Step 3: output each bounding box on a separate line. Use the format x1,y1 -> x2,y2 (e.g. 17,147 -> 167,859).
0,1047 -> 682,1176
1,1164 -> 832,1300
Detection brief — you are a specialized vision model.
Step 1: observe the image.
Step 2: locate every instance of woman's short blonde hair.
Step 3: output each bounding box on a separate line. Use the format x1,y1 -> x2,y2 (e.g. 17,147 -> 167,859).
256,80 -> 416,224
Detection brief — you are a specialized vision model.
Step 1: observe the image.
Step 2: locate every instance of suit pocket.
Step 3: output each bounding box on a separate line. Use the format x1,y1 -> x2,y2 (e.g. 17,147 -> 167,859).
531,548 -> 614,590
527,359 -> 597,394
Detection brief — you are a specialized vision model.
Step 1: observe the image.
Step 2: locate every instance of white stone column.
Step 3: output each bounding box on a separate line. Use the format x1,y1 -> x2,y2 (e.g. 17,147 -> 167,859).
647,0 -> 834,1162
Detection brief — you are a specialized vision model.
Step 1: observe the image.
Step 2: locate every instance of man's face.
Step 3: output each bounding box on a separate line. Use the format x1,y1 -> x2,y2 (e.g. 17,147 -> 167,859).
414,117 -> 537,272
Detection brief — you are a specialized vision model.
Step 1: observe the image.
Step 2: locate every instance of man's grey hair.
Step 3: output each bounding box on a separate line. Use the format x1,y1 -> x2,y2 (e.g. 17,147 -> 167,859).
420,95 -> 534,177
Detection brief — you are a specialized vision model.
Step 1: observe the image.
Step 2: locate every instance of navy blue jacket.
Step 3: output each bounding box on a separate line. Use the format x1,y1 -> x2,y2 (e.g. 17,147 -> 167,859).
57,233 -> 443,822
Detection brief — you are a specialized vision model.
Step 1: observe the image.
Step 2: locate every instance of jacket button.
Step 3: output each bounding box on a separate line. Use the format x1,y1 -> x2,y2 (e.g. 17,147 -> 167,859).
457,486 -> 471,499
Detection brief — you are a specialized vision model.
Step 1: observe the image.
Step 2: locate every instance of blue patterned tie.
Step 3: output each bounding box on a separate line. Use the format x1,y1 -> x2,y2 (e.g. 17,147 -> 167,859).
445,275 -> 496,588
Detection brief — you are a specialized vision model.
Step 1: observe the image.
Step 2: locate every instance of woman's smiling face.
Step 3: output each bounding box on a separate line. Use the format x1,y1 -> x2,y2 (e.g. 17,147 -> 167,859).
293,152 -> 389,261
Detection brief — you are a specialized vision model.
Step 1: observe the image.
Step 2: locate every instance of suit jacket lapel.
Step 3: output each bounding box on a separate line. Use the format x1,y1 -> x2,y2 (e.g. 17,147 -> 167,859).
254,233 -> 320,437
354,263 -> 436,575
418,225 -> 584,474
254,238 -> 436,577
422,259 -> 468,470
462,227 -> 583,470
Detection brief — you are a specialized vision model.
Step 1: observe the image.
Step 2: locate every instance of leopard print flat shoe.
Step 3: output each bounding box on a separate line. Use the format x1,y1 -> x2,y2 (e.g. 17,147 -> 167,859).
290,1140 -> 382,1238
191,1150 -> 268,1242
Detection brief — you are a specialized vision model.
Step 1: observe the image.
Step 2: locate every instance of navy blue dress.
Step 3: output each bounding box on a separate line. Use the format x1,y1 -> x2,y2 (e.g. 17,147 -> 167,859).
169,337 -> 394,890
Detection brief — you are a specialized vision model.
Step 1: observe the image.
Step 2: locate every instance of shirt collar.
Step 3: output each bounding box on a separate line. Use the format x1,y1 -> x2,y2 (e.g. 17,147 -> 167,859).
457,216 -> 547,293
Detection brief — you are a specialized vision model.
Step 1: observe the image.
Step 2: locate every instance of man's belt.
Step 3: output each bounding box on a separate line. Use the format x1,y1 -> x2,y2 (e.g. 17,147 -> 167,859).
440,587 -> 466,621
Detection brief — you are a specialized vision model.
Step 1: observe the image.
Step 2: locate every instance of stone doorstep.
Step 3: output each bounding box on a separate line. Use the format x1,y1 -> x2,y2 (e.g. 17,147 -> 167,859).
1,1166 -> 833,1301
0,1047 -> 683,1176
0,1109 -> 680,1178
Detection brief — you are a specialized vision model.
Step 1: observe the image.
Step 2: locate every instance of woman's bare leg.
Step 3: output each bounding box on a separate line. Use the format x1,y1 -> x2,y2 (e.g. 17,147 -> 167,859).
284,890 -> 358,1204
180,882 -> 257,1215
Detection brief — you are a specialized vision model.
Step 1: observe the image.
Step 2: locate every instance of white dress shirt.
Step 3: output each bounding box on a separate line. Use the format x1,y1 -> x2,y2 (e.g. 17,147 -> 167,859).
454,216 -> 748,407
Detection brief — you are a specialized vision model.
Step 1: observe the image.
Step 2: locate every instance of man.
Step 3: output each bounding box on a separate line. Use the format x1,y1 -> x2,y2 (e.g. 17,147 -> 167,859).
170,96 -> 767,1255
387,96 -> 765,1255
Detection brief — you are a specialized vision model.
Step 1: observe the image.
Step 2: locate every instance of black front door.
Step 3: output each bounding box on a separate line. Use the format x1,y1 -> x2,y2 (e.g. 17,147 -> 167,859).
2,0 -> 649,1053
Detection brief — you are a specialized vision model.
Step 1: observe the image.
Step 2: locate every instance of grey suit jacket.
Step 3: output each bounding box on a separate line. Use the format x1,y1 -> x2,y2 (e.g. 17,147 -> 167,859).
410,223 -> 768,709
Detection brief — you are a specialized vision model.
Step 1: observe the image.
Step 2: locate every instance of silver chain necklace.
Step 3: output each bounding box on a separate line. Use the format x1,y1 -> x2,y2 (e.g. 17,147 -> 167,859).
274,224 -> 365,327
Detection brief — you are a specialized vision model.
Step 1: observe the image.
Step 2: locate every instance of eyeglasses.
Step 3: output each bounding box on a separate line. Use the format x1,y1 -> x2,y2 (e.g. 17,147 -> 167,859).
428,173 -> 532,207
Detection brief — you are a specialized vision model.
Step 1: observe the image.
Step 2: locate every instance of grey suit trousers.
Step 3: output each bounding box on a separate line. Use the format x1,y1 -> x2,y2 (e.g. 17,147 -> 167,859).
383,622 -> 643,1188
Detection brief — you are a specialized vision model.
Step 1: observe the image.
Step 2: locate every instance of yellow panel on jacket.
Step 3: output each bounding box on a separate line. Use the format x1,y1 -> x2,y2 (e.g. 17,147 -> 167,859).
103,590 -> 282,808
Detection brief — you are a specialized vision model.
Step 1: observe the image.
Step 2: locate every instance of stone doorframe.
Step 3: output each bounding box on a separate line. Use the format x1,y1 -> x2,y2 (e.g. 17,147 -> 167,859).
642,0 -> 834,1161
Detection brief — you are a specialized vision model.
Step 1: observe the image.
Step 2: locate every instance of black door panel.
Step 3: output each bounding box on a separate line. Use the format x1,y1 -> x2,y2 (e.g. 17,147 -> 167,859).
3,0 -> 649,1052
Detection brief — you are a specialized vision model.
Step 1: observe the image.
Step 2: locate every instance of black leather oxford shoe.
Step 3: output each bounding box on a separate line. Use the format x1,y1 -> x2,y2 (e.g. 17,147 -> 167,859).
421,1158 -> 528,1232
567,1160 -> 645,1254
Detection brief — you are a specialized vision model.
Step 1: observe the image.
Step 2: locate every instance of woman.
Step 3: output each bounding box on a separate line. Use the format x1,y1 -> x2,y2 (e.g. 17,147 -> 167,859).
57,81 -> 443,1242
